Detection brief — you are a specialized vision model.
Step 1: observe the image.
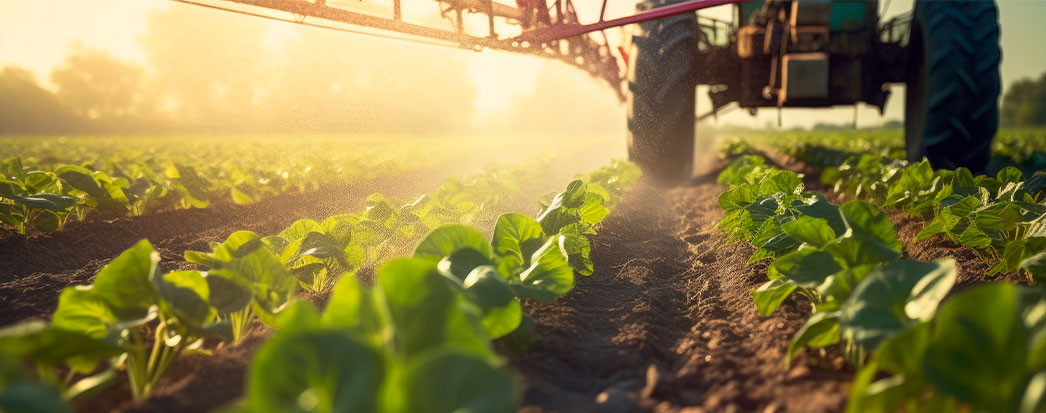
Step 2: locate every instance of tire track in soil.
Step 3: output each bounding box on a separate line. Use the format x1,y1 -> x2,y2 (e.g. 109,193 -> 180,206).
513,172 -> 849,413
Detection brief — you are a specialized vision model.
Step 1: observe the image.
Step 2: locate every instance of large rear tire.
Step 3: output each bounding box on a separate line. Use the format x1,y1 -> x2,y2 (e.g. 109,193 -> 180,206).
626,1 -> 698,184
905,0 -> 1001,172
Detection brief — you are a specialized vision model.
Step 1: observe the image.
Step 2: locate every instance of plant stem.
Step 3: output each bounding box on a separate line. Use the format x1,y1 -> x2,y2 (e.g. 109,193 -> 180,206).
145,322 -> 166,378
128,329 -> 147,400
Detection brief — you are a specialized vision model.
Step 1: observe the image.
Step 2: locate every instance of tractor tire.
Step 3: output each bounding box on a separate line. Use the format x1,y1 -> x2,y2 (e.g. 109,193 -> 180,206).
904,0 -> 1001,172
626,1 -> 698,184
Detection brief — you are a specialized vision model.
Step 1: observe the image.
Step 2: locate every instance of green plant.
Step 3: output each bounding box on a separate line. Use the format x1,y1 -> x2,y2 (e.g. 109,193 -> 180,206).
185,231 -> 298,340
0,240 -> 236,400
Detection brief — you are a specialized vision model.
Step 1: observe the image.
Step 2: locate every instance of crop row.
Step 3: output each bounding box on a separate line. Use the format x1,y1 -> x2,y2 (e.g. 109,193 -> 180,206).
731,128 -> 1046,173
0,136 -> 491,235
0,159 -> 641,412
717,155 -> 1045,412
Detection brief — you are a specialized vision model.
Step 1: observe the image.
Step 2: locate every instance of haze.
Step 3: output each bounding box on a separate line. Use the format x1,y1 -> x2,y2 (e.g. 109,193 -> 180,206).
1,0 -> 1044,135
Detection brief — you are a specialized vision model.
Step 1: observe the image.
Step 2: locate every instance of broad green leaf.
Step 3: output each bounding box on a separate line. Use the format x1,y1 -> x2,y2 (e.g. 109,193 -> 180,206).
915,211 -> 960,242
213,232 -> 297,313
0,381 -> 70,413
33,211 -> 60,232
923,283 -> 1027,412
271,301 -> 322,331
291,232 -> 343,263
437,248 -> 492,284
974,202 -> 1023,233
248,329 -> 383,413
230,188 -> 254,205
51,287 -> 119,339
153,270 -> 212,326
997,166 -> 1024,185
322,275 -> 385,343
793,193 -> 845,235
874,321 -> 931,374
184,250 -> 224,270
1022,251 -> 1046,278
0,179 -> 23,198
839,259 -> 956,352
278,219 -> 321,242
758,170 -> 802,195
577,192 -> 609,226
769,249 -> 842,287
91,240 -> 160,320
839,201 -> 902,252
718,155 -> 766,185
750,279 -> 797,317
55,165 -> 108,200
944,195 -> 983,218
502,314 -> 535,352
378,258 -> 491,360
787,311 -> 840,365
399,349 -> 517,413
491,212 -> 545,266
781,216 -> 836,248
957,224 -> 992,249
12,194 -> 75,212
321,214 -> 357,247
561,224 -> 594,276
414,224 -> 491,261
0,322 -> 121,371
354,219 -> 391,245
463,266 -> 522,339
823,235 -> 901,269
290,263 -> 326,285
717,185 -> 757,211
996,238 -> 1046,274
515,236 -> 574,302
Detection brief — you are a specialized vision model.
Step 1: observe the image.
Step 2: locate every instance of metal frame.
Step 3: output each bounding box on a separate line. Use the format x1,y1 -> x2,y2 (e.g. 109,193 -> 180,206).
169,0 -> 750,100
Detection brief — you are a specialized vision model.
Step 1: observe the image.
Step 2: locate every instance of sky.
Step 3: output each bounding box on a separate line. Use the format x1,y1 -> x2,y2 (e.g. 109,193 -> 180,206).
1,0 -> 1044,132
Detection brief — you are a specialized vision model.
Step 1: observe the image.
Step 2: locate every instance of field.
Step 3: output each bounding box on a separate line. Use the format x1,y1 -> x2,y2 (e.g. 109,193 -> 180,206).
0,131 -> 1043,413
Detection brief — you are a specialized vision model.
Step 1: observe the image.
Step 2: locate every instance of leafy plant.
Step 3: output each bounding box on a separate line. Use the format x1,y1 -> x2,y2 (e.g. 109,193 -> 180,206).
185,231 -> 297,340
0,240 -> 235,400
232,163 -> 639,412
848,283 -> 1046,413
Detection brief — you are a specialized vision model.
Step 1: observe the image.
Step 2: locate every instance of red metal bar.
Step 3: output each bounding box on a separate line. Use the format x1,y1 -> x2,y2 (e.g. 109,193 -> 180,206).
174,0 -> 504,48
517,0 -> 749,43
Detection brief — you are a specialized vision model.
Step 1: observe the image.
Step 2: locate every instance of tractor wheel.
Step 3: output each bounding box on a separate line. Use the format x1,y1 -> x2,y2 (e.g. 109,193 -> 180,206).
626,1 -> 698,184
904,0 -> 1001,172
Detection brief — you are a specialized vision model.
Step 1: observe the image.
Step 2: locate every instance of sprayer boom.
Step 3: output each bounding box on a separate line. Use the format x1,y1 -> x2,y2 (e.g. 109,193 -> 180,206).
169,0 -> 746,100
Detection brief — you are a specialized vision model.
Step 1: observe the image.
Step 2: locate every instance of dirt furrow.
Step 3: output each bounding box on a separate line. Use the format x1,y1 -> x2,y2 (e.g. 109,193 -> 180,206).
513,172 -> 849,413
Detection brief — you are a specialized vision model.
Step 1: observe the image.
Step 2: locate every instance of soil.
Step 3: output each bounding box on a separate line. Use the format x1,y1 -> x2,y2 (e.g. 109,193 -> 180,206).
511,170 -> 850,413
0,167 -> 459,327
0,152 -> 1017,412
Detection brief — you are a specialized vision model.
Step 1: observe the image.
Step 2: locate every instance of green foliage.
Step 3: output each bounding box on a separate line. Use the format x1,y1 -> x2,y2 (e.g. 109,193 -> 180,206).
848,283 -> 1046,413
1001,73 -> 1046,127
0,240 -> 235,401
0,158 -> 640,410
715,155 -> 1037,410
235,162 -> 638,412
780,133 -> 1046,281
0,135 -> 508,235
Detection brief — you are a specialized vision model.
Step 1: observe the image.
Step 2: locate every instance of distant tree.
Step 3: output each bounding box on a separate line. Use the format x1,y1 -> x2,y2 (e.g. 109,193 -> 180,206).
0,66 -> 81,134
812,122 -> 847,131
50,45 -> 153,121
882,119 -> 903,129
138,5 -> 272,130
1001,73 -> 1046,127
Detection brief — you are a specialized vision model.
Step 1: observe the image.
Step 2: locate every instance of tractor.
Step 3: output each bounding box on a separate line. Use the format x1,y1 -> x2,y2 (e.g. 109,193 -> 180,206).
174,0 -> 1002,182
626,0 -> 1001,182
